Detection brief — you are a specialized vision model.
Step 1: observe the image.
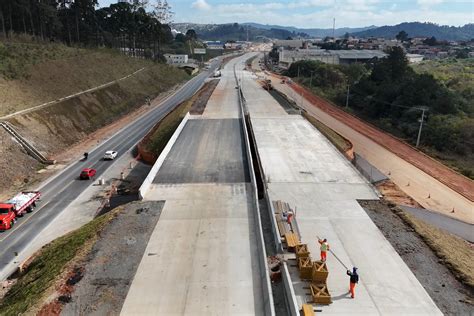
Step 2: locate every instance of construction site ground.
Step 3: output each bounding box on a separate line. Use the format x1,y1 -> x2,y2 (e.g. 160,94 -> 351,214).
120,55 -> 265,315
37,200 -> 164,315
264,73 -> 473,224
242,67 -> 442,314
361,200 -> 473,314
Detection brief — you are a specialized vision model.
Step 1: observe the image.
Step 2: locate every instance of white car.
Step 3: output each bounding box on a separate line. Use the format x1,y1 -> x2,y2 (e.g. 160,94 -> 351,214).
103,150 -> 118,160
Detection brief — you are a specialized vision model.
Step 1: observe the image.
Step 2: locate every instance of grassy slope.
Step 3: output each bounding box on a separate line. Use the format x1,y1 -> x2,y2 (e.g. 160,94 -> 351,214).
0,40 -> 161,116
395,208 -> 474,290
0,39 -> 190,197
0,210 -> 119,316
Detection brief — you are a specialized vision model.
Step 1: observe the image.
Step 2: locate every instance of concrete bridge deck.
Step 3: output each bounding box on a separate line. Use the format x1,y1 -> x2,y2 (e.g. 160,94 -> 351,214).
121,56 -> 265,315
241,67 -> 442,315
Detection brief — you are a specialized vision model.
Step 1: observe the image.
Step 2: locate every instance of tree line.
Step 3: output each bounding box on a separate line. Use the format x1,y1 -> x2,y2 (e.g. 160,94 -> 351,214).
0,0 -> 174,60
285,48 -> 473,176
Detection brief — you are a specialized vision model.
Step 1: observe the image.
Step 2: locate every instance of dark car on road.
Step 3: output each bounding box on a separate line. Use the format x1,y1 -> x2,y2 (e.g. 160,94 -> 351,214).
80,168 -> 96,180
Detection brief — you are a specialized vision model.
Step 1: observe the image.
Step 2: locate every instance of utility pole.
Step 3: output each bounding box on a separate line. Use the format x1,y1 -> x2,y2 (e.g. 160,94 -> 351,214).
332,18 -> 335,40
345,84 -> 350,108
416,108 -> 426,148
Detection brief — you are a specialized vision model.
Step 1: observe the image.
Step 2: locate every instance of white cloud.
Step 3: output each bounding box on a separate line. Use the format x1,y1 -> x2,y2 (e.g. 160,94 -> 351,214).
417,0 -> 443,5
191,0 -> 212,11
181,0 -> 471,28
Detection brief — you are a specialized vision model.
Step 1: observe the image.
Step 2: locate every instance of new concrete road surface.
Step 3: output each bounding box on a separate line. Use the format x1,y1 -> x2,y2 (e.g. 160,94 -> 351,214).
121,55 -> 265,315
241,66 -> 442,314
0,60 -> 221,281
154,119 -> 250,183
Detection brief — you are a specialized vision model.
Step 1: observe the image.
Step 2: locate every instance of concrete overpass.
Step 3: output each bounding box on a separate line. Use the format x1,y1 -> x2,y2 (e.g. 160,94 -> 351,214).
240,58 -> 441,315
120,53 -> 442,315
121,55 -> 272,315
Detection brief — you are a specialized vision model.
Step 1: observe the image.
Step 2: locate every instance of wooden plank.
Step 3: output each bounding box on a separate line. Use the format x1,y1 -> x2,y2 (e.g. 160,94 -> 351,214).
277,218 -> 288,236
285,232 -> 300,248
302,304 -> 315,316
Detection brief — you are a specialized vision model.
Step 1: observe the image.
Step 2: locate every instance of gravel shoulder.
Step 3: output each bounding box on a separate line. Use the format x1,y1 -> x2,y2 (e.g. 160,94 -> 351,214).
361,199 -> 473,315
60,200 -> 164,315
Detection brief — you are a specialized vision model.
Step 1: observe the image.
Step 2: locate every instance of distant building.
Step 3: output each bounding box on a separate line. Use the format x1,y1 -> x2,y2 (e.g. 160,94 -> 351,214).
278,48 -> 387,68
406,54 -> 424,63
330,50 -> 387,64
204,41 -> 224,50
274,39 -> 305,49
279,49 -> 338,67
164,54 -> 188,65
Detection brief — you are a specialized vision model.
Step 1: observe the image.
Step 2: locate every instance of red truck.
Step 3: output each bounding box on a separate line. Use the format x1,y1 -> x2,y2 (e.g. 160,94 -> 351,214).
0,191 -> 41,230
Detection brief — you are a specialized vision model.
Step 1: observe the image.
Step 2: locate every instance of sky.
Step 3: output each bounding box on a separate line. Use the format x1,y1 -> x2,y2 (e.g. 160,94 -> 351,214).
97,0 -> 474,29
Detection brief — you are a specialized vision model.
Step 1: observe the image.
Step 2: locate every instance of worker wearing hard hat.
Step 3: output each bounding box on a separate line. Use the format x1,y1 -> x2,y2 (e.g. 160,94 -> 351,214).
317,238 -> 329,262
346,267 -> 359,298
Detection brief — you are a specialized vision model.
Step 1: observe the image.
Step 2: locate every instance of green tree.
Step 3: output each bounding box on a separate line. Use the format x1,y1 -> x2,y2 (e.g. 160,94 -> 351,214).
423,36 -> 438,46
185,29 -> 197,41
395,30 -> 408,42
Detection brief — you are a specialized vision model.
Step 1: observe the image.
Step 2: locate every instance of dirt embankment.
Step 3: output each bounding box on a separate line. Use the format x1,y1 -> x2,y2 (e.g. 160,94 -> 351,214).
362,199 -> 474,314
0,64 -> 189,198
0,129 -> 40,193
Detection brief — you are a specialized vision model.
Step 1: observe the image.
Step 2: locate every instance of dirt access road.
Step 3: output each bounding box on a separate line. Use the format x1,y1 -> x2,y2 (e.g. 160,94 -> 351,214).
262,71 -> 473,224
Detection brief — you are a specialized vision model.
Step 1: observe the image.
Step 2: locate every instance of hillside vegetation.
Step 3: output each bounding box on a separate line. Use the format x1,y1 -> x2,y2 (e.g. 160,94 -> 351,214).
0,39 -> 161,116
0,39 -> 189,196
175,22 -> 307,41
352,22 -> 474,41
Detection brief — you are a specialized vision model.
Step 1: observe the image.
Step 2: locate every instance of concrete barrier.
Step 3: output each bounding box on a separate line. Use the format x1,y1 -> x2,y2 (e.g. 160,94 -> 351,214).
282,262 -> 301,316
138,113 -> 190,199
239,84 -> 283,254
239,66 -> 298,314
235,61 -> 275,316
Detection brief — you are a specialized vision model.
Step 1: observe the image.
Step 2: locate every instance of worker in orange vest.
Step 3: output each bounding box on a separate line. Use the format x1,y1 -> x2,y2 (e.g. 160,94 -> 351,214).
286,211 -> 293,225
318,238 -> 329,262
347,267 -> 359,298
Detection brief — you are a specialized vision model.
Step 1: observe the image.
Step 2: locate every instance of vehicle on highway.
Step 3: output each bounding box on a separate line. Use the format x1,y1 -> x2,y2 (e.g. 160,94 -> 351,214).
0,208 -> 16,230
80,168 -> 96,180
0,191 -> 41,230
103,150 -> 118,160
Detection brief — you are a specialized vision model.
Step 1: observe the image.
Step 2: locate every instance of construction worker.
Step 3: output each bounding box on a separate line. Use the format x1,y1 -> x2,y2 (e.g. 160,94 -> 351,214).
346,267 -> 359,298
286,211 -> 293,225
318,238 -> 329,262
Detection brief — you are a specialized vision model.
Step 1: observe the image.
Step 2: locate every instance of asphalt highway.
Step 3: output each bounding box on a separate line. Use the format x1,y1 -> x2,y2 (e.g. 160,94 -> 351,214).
0,59 -> 220,278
